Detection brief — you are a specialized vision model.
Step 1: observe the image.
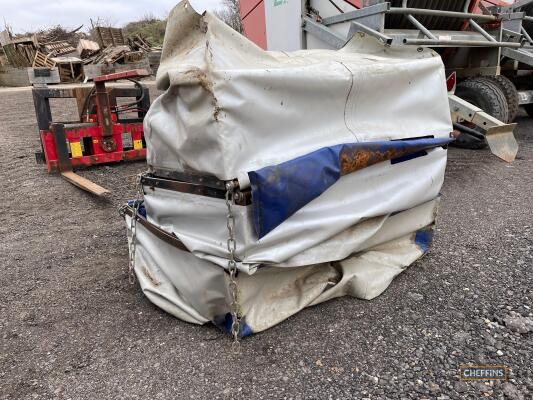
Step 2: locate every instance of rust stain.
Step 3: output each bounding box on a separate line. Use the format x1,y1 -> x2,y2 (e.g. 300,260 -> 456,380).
340,148 -> 406,175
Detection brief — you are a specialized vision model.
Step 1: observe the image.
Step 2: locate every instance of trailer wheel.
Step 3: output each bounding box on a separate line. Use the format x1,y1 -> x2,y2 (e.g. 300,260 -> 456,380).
454,78 -> 509,149
485,75 -> 519,122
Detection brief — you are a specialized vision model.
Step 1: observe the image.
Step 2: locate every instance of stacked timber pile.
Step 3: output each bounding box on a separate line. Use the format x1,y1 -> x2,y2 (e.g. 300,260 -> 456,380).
0,24 -> 161,85
80,27 -> 161,79
0,26 -> 85,82
83,27 -> 158,66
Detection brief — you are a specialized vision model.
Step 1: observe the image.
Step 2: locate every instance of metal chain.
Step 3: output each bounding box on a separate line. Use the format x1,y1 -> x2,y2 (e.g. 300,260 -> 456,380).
225,181 -> 241,346
128,172 -> 146,285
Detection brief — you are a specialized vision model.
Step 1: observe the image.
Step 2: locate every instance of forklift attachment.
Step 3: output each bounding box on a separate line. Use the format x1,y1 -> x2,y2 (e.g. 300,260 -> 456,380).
32,69 -> 151,195
48,122 -> 110,196
448,94 -> 518,162
484,124 -> 520,164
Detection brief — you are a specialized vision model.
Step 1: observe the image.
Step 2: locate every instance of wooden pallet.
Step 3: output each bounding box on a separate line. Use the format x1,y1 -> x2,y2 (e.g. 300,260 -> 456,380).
96,27 -> 126,47
43,41 -> 76,56
33,50 -> 55,68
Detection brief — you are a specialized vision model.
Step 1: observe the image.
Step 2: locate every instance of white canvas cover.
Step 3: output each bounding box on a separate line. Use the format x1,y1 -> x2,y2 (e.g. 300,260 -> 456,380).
148,1 -> 451,183
126,198 -> 439,333
126,1 -> 453,335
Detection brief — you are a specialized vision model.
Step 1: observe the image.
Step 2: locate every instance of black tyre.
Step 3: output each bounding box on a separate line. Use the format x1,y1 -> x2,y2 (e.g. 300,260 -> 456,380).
454,78 -> 509,149
484,75 -> 519,122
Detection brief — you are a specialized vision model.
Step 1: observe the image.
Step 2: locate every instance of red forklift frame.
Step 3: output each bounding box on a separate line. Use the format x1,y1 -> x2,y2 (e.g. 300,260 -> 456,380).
32,69 -> 151,195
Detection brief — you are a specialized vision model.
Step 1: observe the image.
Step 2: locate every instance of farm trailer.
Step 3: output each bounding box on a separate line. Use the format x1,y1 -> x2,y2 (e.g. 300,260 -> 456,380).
240,0 -> 527,160
497,0 -> 533,116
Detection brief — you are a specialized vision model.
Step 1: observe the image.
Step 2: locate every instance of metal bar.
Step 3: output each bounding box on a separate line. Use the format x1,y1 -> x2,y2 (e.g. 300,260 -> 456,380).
141,175 -> 252,206
50,123 -> 72,173
138,86 -> 151,119
338,138 -> 451,176
152,169 -> 226,189
32,86 -> 145,131
93,69 -> 149,82
512,0 -> 533,10
402,38 -> 528,47
521,26 -> 533,44
452,122 -> 485,140
142,175 -> 226,200
121,205 -> 190,252
501,28 -> 522,43
32,89 -> 53,131
322,2 -> 389,26
388,7 -> 498,22
501,47 -> 533,66
95,81 -> 112,138
302,17 -> 347,49
108,87 -> 145,98
349,21 -> 392,45
523,16 -> 533,22
468,19 -> 497,42
94,81 -> 116,152
406,14 -> 437,40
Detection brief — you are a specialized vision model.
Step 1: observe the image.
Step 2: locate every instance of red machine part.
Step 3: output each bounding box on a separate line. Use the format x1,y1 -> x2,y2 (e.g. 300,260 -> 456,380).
93,69 -> 150,83
240,0 -> 267,49
446,71 -> 457,92
32,69 -> 150,174
39,119 -> 146,172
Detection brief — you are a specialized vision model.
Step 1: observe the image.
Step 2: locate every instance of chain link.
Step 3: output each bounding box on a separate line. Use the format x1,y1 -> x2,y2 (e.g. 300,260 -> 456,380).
225,181 -> 241,347
127,175 -> 242,344
128,172 -> 146,285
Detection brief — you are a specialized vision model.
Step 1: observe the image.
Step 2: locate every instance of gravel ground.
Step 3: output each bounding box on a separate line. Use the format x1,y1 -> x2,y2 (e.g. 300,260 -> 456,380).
0,84 -> 532,400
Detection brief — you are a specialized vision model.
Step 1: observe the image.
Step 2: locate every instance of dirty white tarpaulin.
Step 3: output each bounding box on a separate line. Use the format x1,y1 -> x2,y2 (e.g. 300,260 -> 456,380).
123,0 -> 453,336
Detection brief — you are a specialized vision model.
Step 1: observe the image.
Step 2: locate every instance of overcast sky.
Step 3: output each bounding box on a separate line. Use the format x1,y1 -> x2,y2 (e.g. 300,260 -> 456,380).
0,0 -> 219,33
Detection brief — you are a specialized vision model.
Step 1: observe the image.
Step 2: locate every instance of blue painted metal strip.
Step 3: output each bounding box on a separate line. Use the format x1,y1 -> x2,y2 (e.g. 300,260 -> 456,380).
249,137 -> 452,238
249,145 -> 342,239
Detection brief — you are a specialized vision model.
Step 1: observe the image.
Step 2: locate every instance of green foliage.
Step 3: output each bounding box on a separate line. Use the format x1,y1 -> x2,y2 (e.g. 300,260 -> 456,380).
123,14 -> 167,47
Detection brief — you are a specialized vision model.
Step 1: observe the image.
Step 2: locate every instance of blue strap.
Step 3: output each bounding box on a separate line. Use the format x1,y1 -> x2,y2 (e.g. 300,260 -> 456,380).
248,137 -> 452,238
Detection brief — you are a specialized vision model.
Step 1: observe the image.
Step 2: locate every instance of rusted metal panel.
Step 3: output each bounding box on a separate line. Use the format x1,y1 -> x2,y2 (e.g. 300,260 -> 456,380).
338,140 -> 445,175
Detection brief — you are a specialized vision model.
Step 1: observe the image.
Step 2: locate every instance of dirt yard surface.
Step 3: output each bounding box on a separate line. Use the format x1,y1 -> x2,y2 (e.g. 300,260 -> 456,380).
1,84 -> 532,400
